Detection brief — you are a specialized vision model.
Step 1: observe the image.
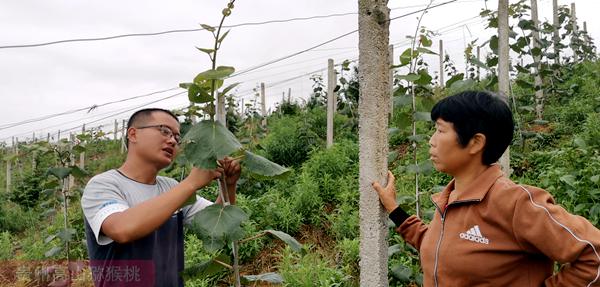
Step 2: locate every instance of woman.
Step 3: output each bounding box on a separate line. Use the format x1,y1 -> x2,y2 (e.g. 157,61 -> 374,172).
373,91 -> 600,286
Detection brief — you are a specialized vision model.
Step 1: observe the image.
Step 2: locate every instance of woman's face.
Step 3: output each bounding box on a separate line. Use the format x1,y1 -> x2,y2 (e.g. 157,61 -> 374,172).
428,119 -> 471,176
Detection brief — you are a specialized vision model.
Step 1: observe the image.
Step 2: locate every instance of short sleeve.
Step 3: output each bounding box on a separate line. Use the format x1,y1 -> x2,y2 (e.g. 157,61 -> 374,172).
181,196 -> 213,224
81,174 -> 130,245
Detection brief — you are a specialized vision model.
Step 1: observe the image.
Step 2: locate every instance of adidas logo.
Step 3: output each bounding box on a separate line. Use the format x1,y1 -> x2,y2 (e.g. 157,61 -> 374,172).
459,225 -> 490,245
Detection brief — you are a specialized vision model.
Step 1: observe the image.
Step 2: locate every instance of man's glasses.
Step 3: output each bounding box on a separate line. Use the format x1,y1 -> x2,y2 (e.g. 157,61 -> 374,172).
136,124 -> 181,145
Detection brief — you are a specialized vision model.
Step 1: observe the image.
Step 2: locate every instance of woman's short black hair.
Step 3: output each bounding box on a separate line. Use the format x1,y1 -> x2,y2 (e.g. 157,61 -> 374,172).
430,91 -> 514,165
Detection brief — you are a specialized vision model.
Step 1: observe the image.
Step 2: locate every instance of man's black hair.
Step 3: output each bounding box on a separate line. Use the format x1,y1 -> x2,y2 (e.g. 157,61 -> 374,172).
430,90 -> 514,165
125,108 -> 179,147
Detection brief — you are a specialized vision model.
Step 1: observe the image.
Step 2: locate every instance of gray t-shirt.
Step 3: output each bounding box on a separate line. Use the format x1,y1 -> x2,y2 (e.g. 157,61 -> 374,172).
81,169 -> 212,287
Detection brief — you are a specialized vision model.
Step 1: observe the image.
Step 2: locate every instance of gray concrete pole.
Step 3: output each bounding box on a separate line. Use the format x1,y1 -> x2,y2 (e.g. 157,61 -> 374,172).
288,88 -> 291,103
553,0 -> 560,64
498,0 -> 511,176
327,59 -> 335,148
358,0 -> 390,285
80,125 -> 85,169
389,44 -> 394,118
69,133 -> 75,188
121,119 -> 126,154
571,3 -> 577,33
439,39 -> 444,86
583,21 -> 587,33
114,119 -> 118,141
531,0 -> 545,120
260,82 -> 267,126
6,160 -> 11,193
477,46 -> 481,80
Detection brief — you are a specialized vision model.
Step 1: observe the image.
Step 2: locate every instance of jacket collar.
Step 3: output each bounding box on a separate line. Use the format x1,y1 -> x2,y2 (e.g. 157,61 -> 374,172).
431,164 -> 504,211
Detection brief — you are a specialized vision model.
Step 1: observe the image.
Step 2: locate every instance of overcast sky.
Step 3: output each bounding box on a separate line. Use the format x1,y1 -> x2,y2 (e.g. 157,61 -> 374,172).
0,0 -> 598,144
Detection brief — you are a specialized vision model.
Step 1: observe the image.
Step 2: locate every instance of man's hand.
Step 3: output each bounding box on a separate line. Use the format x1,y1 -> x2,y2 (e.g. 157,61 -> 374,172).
184,167 -> 224,190
218,156 -> 241,186
372,171 -> 399,214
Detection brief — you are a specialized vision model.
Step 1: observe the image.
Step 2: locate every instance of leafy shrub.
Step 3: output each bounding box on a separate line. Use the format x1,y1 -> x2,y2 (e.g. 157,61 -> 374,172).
0,231 -> 13,260
10,169 -> 45,207
326,203 -> 359,240
278,246 -> 352,287
262,116 -> 319,167
0,199 -> 38,233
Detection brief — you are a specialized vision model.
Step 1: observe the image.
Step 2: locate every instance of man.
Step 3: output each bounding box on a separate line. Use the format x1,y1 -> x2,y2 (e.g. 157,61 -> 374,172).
373,91 -> 600,286
81,108 -> 240,287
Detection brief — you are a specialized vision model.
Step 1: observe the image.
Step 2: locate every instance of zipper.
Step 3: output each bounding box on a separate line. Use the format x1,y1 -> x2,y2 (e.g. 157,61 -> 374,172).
431,198 -> 481,287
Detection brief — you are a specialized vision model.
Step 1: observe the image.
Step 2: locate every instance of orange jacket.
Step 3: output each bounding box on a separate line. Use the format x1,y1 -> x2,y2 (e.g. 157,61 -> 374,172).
396,165 -> 600,287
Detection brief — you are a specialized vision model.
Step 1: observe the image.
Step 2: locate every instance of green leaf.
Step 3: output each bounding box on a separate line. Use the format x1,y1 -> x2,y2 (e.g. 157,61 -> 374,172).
407,161 -> 433,174
413,112 -> 431,122
72,145 -> 86,154
419,35 -> 432,47
390,264 -> 413,282
516,79 -> 534,89
220,82 -> 240,95
242,273 -> 284,284
218,30 -> 230,43
243,150 -> 290,178
416,47 -> 437,55
182,120 -> 243,169
408,134 -> 427,143
393,94 -> 412,107
181,254 -> 230,279
179,82 -> 192,89
388,244 -> 402,257
47,167 -> 71,180
69,165 -> 88,179
57,228 -> 77,242
45,246 -> 62,258
445,73 -> 464,89
45,234 -> 57,244
399,48 -> 413,66
449,79 -> 477,92
265,230 -> 302,252
194,66 -> 235,81
518,19 -> 535,30
200,24 -> 215,32
489,35 -> 499,53
559,175 -> 577,187
414,69 -> 433,85
196,47 -> 215,55
187,84 -> 213,104
590,175 -> 599,184
189,204 -> 249,246
468,56 -> 489,70
396,73 -> 420,82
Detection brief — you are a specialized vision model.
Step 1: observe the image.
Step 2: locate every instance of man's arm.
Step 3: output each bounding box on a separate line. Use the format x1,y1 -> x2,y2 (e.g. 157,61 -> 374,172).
101,167 -> 222,244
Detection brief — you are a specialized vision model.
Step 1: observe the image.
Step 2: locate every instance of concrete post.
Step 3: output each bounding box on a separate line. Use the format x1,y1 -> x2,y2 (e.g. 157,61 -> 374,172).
498,0 -> 511,176
80,125 -> 85,170
389,44 -> 394,118
327,59 -> 336,148
260,82 -> 267,126
553,0 -> 560,64
439,39 -> 444,86
358,0 -> 390,285
531,0 -> 544,120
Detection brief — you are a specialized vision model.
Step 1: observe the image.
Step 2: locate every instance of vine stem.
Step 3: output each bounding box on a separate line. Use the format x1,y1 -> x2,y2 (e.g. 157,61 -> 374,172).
218,176 -> 241,287
408,0 -> 434,219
